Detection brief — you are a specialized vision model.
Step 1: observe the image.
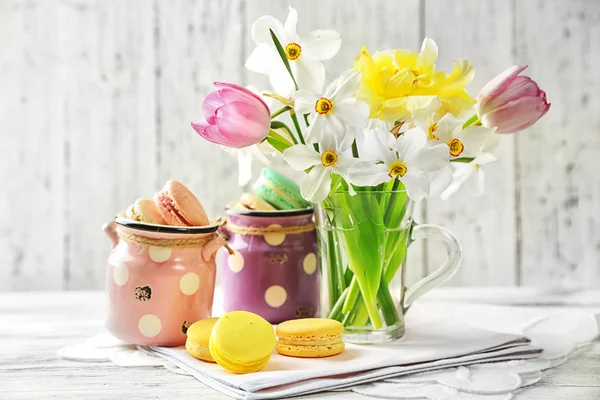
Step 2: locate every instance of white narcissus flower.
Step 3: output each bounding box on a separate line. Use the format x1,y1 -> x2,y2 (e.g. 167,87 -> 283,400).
283,127 -> 356,203
441,153 -> 497,199
222,145 -> 271,187
245,7 -> 341,97
293,70 -> 370,143
348,127 -> 449,201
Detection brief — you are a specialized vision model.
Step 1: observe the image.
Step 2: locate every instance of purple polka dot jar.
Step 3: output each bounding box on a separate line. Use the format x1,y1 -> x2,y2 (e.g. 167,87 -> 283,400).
217,208 -> 319,323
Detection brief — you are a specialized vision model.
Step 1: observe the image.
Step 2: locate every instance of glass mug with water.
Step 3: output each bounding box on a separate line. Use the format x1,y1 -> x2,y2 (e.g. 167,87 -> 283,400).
316,190 -> 462,344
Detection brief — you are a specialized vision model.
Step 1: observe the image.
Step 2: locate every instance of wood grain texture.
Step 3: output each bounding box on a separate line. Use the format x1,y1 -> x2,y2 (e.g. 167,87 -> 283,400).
515,0 -> 600,286
61,1 -> 157,289
423,0 -> 517,286
1,290 -> 598,400
0,1 -> 66,290
156,0 -> 245,219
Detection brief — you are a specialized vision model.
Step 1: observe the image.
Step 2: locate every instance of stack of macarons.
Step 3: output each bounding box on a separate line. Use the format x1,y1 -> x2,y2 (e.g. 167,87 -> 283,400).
231,168 -> 311,212
124,180 -> 210,226
185,312 -> 344,374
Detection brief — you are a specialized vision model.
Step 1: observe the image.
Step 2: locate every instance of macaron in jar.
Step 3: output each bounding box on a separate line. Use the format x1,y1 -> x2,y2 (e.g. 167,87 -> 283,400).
218,169 -> 320,324
103,181 -> 228,346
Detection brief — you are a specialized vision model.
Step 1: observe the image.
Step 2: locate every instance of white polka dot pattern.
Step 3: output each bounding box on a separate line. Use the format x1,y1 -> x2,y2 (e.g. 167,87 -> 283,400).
179,272 -> 200,295
228,251 -> 245,273
265,285 -> 287,308
303,253 -> 317,275
149,247 -> 172,263
264,224 -> 286,246
138,314 -> 162,337
113,263 -> 129,286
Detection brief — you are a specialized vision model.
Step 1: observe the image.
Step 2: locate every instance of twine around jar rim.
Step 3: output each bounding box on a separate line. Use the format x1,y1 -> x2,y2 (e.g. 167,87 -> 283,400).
117,228 -> 217,248
217,217 -> 315,236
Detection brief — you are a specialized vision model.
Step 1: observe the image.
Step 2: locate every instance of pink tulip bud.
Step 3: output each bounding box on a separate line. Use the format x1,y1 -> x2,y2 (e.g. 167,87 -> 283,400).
476,65 -> 550,134
191,82 -> 271,148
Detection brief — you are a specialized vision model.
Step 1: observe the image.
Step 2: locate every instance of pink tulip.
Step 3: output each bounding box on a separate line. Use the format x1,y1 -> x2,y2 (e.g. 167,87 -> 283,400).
476,65 -> 550,134
191,82 -> 271,148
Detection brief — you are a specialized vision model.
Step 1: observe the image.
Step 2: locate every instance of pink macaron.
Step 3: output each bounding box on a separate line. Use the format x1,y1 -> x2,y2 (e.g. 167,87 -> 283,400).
154,181 -> 210,226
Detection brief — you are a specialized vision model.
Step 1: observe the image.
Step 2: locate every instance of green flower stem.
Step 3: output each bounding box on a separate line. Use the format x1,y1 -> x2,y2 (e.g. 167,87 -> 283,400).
383,179 -> 400,224
462,114 -> 480,129
327,287 -> 348,322
290,110 -> 306,144
271,105 -> 292,119
342,276 -> 360,313
377,278 -> 401,326
348,295 -> 369,327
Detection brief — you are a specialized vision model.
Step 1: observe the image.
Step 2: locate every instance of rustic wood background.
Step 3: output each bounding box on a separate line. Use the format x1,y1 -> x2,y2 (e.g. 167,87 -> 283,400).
1,0 -> 598,291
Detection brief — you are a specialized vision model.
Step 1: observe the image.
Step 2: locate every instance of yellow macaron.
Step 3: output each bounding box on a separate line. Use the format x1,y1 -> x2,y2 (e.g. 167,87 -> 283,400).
185,318 -> 219,362
209,311 -> 275,374
276,318 -> 345,358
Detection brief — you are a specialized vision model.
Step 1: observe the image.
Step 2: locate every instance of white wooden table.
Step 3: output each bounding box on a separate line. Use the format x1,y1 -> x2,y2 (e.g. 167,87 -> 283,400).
1,288 -> 599,399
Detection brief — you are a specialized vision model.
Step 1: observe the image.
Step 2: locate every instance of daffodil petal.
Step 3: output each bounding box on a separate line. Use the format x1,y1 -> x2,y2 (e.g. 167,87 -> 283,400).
304,114 -> 326,144
411,143 -> 449,171
395,127 -> 427,161
293,90 -> 319,114
428,165 -> 454,196
245,44 -> 275,74
283,144 -> 321,171
252,15 -> 286,45
348,161 -> 390,187
269,64 -> 296,97
417,38 -> 438,71
434,113 -> 462,143
334,101 -> 370,129
283,6 -> 299,42
401,170 -> 429,201
330,70 -> 361,100
301,165 -> 331,203
294,57 -> 326,94
299,29 -> 342,61
458,126 -> 495,156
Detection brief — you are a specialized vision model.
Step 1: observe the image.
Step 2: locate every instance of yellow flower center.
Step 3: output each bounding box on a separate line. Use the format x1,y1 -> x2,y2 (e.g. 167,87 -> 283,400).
449,138 -> 465,157
285,43 -> 301,60
388,161 -> 407,178
321,150 -> 338,167
315,97 -> 333,115
428,123 -> 439,140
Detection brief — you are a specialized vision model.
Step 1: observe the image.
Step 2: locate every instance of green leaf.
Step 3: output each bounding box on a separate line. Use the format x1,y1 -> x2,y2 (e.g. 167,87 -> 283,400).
266,129 -> 293,153
269,29 -> 299,91
270,121 -> 297,144
451,157 -> 475,163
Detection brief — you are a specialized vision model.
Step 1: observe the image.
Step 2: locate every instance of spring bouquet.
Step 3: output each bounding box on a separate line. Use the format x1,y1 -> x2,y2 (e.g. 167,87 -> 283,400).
191,7 -> 549,342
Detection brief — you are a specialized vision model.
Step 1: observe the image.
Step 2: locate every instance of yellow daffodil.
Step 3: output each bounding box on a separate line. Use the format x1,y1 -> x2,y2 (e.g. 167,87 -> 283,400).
354,38 -> 476,122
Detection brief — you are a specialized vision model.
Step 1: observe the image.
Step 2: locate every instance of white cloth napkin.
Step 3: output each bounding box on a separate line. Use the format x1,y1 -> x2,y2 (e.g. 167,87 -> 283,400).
147,317 -> 539,399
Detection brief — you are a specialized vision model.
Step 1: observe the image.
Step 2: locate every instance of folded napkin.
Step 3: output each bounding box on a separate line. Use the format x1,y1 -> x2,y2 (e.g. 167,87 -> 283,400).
147,317 -> 540,399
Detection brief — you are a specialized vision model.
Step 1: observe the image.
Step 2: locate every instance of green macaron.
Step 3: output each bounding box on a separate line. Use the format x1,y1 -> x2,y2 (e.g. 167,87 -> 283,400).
252,168 -> 311,210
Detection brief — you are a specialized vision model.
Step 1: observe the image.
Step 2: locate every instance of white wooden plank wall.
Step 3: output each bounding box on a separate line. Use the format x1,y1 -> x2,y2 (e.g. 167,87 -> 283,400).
1,0 -> 598,291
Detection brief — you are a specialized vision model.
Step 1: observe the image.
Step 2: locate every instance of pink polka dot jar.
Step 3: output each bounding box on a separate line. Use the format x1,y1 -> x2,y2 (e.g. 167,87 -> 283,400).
103,218 -> 227,346
217,208 -> 319,324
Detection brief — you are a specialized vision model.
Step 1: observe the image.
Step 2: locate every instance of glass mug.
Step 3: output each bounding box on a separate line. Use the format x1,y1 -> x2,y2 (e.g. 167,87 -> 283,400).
316,190 -> 462,344
217,208 -> 320,323
103,218 -> 227,346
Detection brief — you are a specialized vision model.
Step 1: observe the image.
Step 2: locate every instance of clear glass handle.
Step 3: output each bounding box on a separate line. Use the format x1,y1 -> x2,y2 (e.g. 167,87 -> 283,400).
404,224 -> 462,311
